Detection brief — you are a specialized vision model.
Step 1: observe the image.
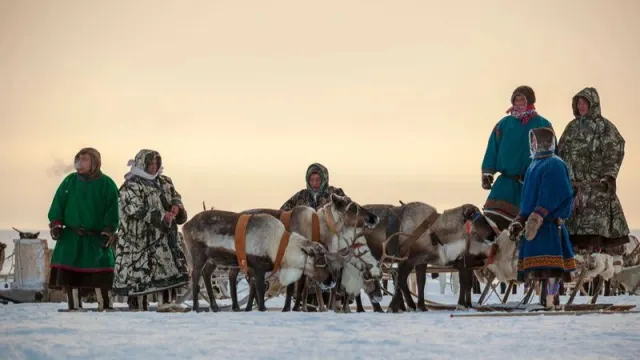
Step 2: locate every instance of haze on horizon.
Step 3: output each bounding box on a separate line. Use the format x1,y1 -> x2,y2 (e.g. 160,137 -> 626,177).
1,0 -> 639,230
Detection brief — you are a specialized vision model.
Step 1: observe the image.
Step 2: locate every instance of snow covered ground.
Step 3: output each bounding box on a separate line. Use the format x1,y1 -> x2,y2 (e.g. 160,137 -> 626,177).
2,280 -> 640,360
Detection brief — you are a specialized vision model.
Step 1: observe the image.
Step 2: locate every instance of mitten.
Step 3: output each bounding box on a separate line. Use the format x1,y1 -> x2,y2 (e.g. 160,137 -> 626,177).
49,221 -> 63,240
524,213 -> 543,241
482,173 -> 494,190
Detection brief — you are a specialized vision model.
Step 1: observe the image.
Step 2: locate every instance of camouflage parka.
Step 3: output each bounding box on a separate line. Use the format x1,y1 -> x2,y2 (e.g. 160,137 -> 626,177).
280,163 -> 347,211
557,87 -> 630,240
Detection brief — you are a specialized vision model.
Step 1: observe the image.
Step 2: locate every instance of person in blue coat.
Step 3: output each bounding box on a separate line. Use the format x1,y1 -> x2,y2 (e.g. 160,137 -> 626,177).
481,86 -> 554,234
508,127 -> 577,310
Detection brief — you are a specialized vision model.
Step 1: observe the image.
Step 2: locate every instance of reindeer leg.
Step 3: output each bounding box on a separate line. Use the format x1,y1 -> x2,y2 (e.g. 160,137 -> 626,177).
388,262 -> 412,313
415,264 -> 428,311
315,285 -> 325,312
342,293 -> 351,313
201,263 -> 219,312
283,283 -> 295,312
355,294 -> 365,312
190,253 -> 207,312
245,277 -> 256,312
253,270 -> 267,312
228,267 -> 241,312
293,277 -> 306,312
590,275 -> 604,305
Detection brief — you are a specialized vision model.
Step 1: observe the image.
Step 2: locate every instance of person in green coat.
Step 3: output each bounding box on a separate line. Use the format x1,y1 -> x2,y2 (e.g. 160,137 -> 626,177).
481,86 -> 554,234
47,147 -> 120,311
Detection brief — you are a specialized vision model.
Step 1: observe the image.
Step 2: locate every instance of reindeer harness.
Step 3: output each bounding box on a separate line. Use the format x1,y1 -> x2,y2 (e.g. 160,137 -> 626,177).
234,214 -> 291,275
279,211 -> 321,243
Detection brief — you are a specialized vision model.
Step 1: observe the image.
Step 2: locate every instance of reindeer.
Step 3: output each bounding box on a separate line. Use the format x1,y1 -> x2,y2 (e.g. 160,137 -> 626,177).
239,194 -> 383,313
182,209 -> 345,312
355,201 -> 437,312
487,230 -> 628,305
382,204 -> 497,312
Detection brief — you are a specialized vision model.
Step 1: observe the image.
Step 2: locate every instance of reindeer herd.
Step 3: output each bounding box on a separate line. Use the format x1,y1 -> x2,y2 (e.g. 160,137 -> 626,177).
181,193 -> 529,313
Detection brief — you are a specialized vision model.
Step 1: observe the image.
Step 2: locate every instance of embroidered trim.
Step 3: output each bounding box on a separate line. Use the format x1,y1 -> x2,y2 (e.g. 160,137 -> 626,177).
50,264 -> 114,273
484,200 -> 519,219
533,206 -> 549,217
518,256 -> 576,272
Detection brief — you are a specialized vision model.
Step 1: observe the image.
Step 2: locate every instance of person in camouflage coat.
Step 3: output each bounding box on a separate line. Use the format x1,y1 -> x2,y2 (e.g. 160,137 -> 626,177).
280,162 -> 348,310
280,162 -> 348,211
557,87 -> 630,254
112,149 -> 190,310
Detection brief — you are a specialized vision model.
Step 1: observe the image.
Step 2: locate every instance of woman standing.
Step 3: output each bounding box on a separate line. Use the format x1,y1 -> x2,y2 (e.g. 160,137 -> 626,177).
112,149 -> 190,310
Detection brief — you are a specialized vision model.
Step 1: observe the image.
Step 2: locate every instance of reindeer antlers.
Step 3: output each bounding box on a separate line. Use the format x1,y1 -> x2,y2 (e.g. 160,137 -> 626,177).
202,201 -> 215,211
379,232 -> 413,265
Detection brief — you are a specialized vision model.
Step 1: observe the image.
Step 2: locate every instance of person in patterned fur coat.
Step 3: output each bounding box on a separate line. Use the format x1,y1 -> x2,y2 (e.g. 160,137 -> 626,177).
112,149 -> 189,311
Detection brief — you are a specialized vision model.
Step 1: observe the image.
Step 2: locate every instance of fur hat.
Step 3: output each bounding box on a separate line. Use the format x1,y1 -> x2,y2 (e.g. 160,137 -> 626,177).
74,147 -> 102,177
511,85 -> 536,105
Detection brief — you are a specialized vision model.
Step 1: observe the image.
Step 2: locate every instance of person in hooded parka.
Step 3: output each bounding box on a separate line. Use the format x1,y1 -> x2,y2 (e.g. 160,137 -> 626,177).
280,162 -> 349,310
557,87 -> 630,255
112,149 -> 189,310
280,162 -> 348,211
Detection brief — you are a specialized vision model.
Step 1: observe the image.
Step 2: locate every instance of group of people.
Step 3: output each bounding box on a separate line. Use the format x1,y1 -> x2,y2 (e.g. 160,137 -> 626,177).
481,86 -> 629,309
45,85 -> 629,312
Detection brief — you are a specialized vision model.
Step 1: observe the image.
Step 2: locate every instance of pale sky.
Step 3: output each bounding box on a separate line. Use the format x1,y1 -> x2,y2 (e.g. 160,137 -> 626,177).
1,0 -> 639,230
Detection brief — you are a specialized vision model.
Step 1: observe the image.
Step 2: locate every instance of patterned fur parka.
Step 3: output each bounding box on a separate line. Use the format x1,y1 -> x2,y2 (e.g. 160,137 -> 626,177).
112,149 -> 189,297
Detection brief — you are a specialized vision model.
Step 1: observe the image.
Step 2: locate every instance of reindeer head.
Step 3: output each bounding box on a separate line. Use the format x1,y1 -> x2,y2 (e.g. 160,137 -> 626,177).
329,193 -> 379,230
461,204 -> 497,240
339,237 -> 384,303
298,240 -> 347,290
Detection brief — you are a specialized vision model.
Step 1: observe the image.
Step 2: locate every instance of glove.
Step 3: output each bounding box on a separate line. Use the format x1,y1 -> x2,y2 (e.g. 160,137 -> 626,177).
482,174 -> 494,190
599,176 -> 616,194
524,213 -> 543,241
507,221 -> 523,241
50,221 -> 63,240
101,231 -> 113,248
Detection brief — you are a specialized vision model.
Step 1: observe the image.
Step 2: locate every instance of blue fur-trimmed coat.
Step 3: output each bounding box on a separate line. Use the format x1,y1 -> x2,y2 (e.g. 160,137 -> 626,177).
517,152 -> 577,279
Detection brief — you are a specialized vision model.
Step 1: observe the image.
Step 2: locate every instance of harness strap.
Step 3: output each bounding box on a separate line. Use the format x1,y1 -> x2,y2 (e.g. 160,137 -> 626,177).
279,210 -> 321,243
234,214 -> 251,274
311,212 -> 321,242
399,211 -> 440,257
279,211 -> 292,232
272,231 -> 291,274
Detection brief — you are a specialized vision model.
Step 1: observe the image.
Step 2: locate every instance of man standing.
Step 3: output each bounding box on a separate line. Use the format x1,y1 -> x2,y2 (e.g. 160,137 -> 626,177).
557,87 -> 629,254
47,148 -> 120,311
481,86 -> 554,233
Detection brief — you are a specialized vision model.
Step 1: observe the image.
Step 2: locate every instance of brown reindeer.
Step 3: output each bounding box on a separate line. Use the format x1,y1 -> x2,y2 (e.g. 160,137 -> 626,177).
357,201 -> 438,312
382,203 -> 497,312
